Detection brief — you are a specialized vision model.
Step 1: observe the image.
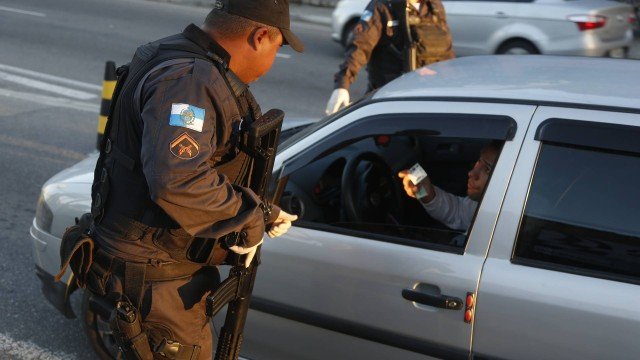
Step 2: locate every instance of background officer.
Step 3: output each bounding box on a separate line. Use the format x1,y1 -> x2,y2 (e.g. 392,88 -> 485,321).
325,0 -> 454,115
87,0 -> 303,358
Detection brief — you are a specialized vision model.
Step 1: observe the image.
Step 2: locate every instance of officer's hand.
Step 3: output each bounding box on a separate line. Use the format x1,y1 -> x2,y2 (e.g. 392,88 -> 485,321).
398,170 -> 435,203
325,88 -> 350,115
268,210 -> 298,238
229,239 -> 263,268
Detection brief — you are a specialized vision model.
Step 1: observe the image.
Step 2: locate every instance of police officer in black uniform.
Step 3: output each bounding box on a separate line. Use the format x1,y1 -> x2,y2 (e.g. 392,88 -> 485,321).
87,1 -> 303,358
325,0 -> 454,114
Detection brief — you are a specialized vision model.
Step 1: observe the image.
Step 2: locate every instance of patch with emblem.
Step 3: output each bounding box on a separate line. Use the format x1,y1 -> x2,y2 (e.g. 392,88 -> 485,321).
169,103 -> 205,132
361,10 -> 373,22
170,132 -> 200,160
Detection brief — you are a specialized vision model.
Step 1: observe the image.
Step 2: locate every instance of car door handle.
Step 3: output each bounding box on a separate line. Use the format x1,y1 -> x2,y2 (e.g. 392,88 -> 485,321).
495,11 -> 508,19
402,289 -> 463,310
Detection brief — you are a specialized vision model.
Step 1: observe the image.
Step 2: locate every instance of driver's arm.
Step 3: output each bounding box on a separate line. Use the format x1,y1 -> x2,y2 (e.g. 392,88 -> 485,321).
399,170 -> 476,231
420,186 -> 477,231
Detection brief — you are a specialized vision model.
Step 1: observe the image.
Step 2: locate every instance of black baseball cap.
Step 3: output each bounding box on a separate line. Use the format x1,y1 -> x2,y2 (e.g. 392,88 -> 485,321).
213,0 -> 304,52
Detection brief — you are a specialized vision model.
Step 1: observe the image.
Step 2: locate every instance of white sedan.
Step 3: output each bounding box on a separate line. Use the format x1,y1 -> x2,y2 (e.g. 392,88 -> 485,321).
332,0 -> 636,57
32,55 -> 640,359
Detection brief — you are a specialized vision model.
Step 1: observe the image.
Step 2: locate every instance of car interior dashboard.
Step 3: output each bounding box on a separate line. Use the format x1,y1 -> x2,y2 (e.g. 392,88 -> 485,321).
278,134 -> 493,248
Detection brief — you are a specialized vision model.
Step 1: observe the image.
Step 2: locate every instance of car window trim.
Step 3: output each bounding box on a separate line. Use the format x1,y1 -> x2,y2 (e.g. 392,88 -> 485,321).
278,90 -> 379,152
369,96 -> 640,115
294,220 -> 466,255
280,95 -> 640,161
280,112 -> 517,178
535,118 -> 640,155
511,257 -> 640,287
249,296 -> 469,359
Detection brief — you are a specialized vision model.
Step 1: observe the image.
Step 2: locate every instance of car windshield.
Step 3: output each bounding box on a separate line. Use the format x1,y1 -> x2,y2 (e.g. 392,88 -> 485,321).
279,90 -> 378,152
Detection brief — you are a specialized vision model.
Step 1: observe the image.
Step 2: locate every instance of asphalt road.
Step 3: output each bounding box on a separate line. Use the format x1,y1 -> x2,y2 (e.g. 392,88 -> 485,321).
0,0 -> 365,359
0,0 -> 638,358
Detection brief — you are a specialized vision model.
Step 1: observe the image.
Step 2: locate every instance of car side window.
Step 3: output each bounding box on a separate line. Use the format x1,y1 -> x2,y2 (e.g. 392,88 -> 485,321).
279,134 -> 504,253
513,143 -> 640,284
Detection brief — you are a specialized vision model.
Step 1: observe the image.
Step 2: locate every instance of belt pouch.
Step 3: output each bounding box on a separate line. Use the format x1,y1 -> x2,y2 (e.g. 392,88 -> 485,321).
54,223 -> 95,288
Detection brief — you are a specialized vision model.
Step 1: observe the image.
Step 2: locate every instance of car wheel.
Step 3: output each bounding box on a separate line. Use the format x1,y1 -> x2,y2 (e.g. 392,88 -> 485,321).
82,290 -> 119,360
497,40 -> 539,55
341,20 -> 358,47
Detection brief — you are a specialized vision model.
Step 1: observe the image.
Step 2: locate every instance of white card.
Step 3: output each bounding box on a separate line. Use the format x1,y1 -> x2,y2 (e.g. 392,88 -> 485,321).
407,163 -> 428,185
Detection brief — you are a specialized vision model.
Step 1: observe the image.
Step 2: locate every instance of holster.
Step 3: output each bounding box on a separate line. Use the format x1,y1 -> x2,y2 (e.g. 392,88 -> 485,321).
107,296 -> 202,360
109,298 -> 154,360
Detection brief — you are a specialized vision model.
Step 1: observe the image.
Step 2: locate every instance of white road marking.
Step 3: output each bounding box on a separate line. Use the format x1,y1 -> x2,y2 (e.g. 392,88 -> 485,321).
276,53 -> 292,59
0,88 -> 99,113
0,133 -> 87,161
0,5 -> 46,17
0,63 -> 102,91
0,333 -> 74,360
0,71 -> 98,100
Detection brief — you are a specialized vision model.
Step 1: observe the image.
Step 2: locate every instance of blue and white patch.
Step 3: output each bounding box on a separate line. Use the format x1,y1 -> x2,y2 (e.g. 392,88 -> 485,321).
169,103 -> 205,132
360,10 -> 373,22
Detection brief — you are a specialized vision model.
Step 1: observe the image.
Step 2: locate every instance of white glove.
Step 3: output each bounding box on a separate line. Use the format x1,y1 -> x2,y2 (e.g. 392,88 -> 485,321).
229,239 -> 263,268
229,210 -> 299,268
268,210 -> 298,238
325,88 -> 350,115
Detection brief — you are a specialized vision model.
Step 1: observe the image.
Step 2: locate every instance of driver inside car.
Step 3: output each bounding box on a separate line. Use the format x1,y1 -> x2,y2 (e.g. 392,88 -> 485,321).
398,142 -> 500,231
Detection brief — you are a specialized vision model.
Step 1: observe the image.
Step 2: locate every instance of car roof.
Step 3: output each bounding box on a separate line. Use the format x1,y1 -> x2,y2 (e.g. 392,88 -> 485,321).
373,56 -> 640,111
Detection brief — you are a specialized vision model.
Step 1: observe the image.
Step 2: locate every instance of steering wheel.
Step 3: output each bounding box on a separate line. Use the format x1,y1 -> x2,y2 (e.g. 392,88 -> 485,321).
341,152 -> 405,223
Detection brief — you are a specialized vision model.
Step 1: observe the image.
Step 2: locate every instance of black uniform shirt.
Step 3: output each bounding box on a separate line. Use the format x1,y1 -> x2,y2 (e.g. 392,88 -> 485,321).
133,52 -> 275,249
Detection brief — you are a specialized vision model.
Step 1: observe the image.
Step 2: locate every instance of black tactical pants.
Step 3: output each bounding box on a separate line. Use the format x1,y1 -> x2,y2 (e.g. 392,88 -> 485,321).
94,217 -> 220,360
106,268 -> 219,359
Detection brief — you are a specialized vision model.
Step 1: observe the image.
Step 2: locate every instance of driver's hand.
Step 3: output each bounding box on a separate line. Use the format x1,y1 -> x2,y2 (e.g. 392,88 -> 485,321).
398,170 -> 436,203
229,239 -> 263,268
268,210 -> 298,238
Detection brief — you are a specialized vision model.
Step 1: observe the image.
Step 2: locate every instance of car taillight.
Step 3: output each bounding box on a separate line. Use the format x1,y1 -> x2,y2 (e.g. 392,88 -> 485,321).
630,14 -> 637,25
567,15 -> 607,31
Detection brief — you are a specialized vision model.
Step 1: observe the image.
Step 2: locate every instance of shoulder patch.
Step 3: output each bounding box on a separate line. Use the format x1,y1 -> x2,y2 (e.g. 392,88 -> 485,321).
361,10 -> 373,22
169,103 -> 205,132
170,132 -> 200,160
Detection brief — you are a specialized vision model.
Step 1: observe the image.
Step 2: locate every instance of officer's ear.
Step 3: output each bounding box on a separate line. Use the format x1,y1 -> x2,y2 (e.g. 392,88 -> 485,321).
247,27 -> 271,51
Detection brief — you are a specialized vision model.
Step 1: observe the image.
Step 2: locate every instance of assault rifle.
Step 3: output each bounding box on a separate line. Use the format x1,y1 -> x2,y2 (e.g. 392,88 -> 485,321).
403,1 -> 418,72
206,109 -> 284,360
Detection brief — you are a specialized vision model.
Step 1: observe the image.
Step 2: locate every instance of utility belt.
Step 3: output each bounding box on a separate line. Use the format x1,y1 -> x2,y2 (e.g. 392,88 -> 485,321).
55,214 -> 208,359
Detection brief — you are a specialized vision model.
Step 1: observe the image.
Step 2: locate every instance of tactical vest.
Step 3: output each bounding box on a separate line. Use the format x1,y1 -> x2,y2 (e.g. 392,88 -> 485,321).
90,25 -> 260,263
405,0 -> 454,67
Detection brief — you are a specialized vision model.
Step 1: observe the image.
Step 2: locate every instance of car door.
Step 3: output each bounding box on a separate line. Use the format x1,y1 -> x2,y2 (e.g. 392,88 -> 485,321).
444,0 -> 520,56
241,101 -> 535,360
473,106 -> 640,359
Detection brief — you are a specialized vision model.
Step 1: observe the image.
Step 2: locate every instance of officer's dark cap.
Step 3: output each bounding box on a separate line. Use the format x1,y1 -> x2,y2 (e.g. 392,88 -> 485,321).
213,0 -> 304,53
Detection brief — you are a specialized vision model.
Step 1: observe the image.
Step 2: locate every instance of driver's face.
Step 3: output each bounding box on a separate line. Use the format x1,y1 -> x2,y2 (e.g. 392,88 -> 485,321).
467,147 -> 498,201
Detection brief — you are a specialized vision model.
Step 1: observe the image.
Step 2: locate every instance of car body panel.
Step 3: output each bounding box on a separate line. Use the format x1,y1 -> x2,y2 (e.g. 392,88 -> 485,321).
32,154 -> 95,282
251,100 -> 535,359
474,106 -> 640,359
445,1 -> 521,56
332,0 -> 365,43
374,56 -> 640,111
